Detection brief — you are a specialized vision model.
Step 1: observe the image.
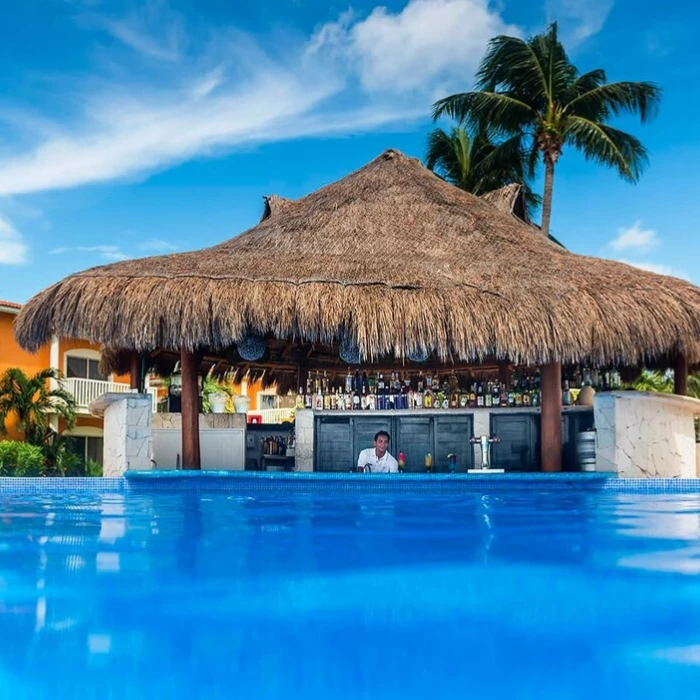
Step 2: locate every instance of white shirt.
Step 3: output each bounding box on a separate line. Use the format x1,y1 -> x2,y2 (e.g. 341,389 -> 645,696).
357,447 -> 399,473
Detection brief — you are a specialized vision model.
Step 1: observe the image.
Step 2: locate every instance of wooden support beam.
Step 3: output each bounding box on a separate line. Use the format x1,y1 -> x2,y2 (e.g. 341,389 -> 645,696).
674,352 -> 688,396
181,350 -> 201,470
129,352 -> 140,391
540,361 -> 562,473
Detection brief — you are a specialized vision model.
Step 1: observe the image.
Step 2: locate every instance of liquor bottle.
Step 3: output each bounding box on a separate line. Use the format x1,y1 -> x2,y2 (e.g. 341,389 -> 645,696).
522,386 -> 531,407
337,388 -> 345,411
423,384 -> 433,408
314,386 -> 323,410
345,368 -> 353,394
377,373 -> 385,410
417,371 -> 424,393
322,370 -> 329,394
296,386 -> 305,410
485,382 -> 492,408
362,371 -> 369,394
408,386 -> 415,410
507,384 -> 515,407
388,372 -> 396,410
492,382 -> 500,408
441,390 -> 449,410
450,387 -> 460,409
477,381 -> 484,408
459,388 -> 469,408
368,389 -> 376,411
360,385 -> 368,410
562,379 -> 572,406
514,384 -> 522,407
469,383 -> 476,408
414,386 -> 423,409
369,370 -> 376,394
352,389 -> 360,410
314,370 -> 321,393
345,391 -> 353,411
426,372 -> 432,392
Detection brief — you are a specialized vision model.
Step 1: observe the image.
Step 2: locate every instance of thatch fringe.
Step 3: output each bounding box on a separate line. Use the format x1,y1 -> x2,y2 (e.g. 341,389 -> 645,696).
15,149 -> 700,367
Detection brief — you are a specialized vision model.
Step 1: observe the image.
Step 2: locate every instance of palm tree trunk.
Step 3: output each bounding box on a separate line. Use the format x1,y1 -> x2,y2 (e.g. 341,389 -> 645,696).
541,157 -> 555,237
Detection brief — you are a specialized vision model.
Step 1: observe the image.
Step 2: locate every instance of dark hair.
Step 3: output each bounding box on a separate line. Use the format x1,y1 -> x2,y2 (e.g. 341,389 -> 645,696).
374,430 -> 390,442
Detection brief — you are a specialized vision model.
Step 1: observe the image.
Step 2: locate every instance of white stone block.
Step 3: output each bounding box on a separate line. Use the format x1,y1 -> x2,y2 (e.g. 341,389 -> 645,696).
593,392 -> 700,478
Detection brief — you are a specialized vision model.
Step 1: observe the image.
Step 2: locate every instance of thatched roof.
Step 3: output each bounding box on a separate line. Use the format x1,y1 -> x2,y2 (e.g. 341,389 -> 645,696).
480,183 -> 529,222
15,149 -> 700,366
259,195 -> 294,222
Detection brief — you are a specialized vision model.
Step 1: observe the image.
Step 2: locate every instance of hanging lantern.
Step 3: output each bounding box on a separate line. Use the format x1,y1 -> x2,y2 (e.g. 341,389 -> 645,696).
407,347 -> 430,363
237,335 -> 266,361
339,335 -> 361,365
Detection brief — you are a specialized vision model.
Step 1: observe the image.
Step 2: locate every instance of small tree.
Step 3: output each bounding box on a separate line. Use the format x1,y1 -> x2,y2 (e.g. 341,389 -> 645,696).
0,368 -> 77,446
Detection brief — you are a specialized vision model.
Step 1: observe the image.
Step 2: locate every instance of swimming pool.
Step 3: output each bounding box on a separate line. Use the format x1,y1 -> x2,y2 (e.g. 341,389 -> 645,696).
1,474 -> 699,699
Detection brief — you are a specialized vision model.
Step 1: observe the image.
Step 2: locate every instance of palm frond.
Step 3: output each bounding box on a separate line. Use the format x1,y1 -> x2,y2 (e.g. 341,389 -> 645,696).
566,81 -> 662,122
565,117 -> 649,183
432,91 -> 535,133
475,34 -> 550,106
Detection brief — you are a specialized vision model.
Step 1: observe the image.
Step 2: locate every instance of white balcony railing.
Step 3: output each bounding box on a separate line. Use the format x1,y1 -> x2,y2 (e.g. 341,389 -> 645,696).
253,408 -> 295,424
61,378 -> 158,412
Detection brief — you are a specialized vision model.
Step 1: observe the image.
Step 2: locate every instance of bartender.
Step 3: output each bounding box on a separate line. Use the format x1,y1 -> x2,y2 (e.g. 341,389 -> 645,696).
356,431 -> 399,473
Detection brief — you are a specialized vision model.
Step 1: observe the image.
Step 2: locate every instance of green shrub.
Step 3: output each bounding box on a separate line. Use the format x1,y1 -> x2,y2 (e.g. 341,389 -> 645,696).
0,440 -> 45,476
85,459 -> 103,477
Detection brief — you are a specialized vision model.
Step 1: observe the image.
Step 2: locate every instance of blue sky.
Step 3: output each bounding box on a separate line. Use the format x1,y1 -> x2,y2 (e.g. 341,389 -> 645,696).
0,0 -> 697,302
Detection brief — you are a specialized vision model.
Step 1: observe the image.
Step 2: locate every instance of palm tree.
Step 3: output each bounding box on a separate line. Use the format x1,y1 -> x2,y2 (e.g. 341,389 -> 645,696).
425,125 -> 541,219
432,22 -> 661,237
0,368 -> 77,446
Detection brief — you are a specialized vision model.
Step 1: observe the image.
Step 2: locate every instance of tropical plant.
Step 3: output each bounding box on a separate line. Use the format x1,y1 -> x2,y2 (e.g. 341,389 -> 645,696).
425,125 -> 541,217
0,368 -> 77,446
42,432 -> 85,476
201,370 -> 236,414
432,22 -> 661,237
0,440 -> 45,476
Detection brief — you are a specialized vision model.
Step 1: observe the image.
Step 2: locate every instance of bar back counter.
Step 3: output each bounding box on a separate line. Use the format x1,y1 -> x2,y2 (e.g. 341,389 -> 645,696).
305,407 -> 594,473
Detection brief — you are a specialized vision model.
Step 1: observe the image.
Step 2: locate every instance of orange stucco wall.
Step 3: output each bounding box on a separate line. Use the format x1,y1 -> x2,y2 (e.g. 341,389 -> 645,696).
0,310 -> 51,439
0,308 -> 125,440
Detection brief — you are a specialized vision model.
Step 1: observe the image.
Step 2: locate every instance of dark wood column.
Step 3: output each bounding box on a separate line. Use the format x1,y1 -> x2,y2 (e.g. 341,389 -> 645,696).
129,352 -> 140,390
181,350 -> 201,470
540,361 -> 562,472
674,352 -> 688,396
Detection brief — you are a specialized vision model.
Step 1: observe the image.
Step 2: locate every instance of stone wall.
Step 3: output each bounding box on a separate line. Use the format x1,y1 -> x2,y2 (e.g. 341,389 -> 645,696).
594,392 -> 700,478
90,393 -> 153,476
152,413 -> 247,430
294,409 -> 314,472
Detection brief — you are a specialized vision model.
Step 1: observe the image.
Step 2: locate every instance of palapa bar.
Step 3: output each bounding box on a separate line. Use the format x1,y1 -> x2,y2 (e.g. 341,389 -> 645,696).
14,150 -> 700,472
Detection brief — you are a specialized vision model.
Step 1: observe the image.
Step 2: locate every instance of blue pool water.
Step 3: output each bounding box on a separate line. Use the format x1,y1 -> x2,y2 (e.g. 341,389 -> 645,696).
1,478 -> 700,699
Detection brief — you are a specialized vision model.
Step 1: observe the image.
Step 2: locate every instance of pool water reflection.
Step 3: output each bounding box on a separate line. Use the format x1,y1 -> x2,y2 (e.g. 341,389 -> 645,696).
0,488 -> 699,699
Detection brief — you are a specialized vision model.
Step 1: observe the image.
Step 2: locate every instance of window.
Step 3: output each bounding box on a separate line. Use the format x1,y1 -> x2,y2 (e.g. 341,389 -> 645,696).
66,435 -> 104,466
259,393 -> 277,409
66,356 -> 106,381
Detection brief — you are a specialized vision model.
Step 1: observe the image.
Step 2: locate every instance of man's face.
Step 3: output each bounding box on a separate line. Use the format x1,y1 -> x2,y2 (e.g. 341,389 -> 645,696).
374,435 -> 389,456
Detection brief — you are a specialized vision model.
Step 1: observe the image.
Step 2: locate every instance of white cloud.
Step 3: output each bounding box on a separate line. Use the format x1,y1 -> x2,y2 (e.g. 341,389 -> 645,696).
308,0 -> 517,94
0,214 -> 28,264
546,0 -> 614,42
618,259 -> 690,281
0,0 -> 518,197
98,0 -> 186,62
608,221 -> 660,253
138,238 -> 178,253
49,244 -> 130,261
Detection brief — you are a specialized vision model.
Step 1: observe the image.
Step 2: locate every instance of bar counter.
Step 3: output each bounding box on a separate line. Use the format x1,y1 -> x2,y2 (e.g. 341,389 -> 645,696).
296,406 -> 594,473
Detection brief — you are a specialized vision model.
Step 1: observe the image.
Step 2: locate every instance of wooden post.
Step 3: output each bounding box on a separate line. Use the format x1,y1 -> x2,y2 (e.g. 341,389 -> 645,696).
129,352 -> 140,390
181,350 -> 201,470
674,352 -> 688,396
540,361 -> 562,472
